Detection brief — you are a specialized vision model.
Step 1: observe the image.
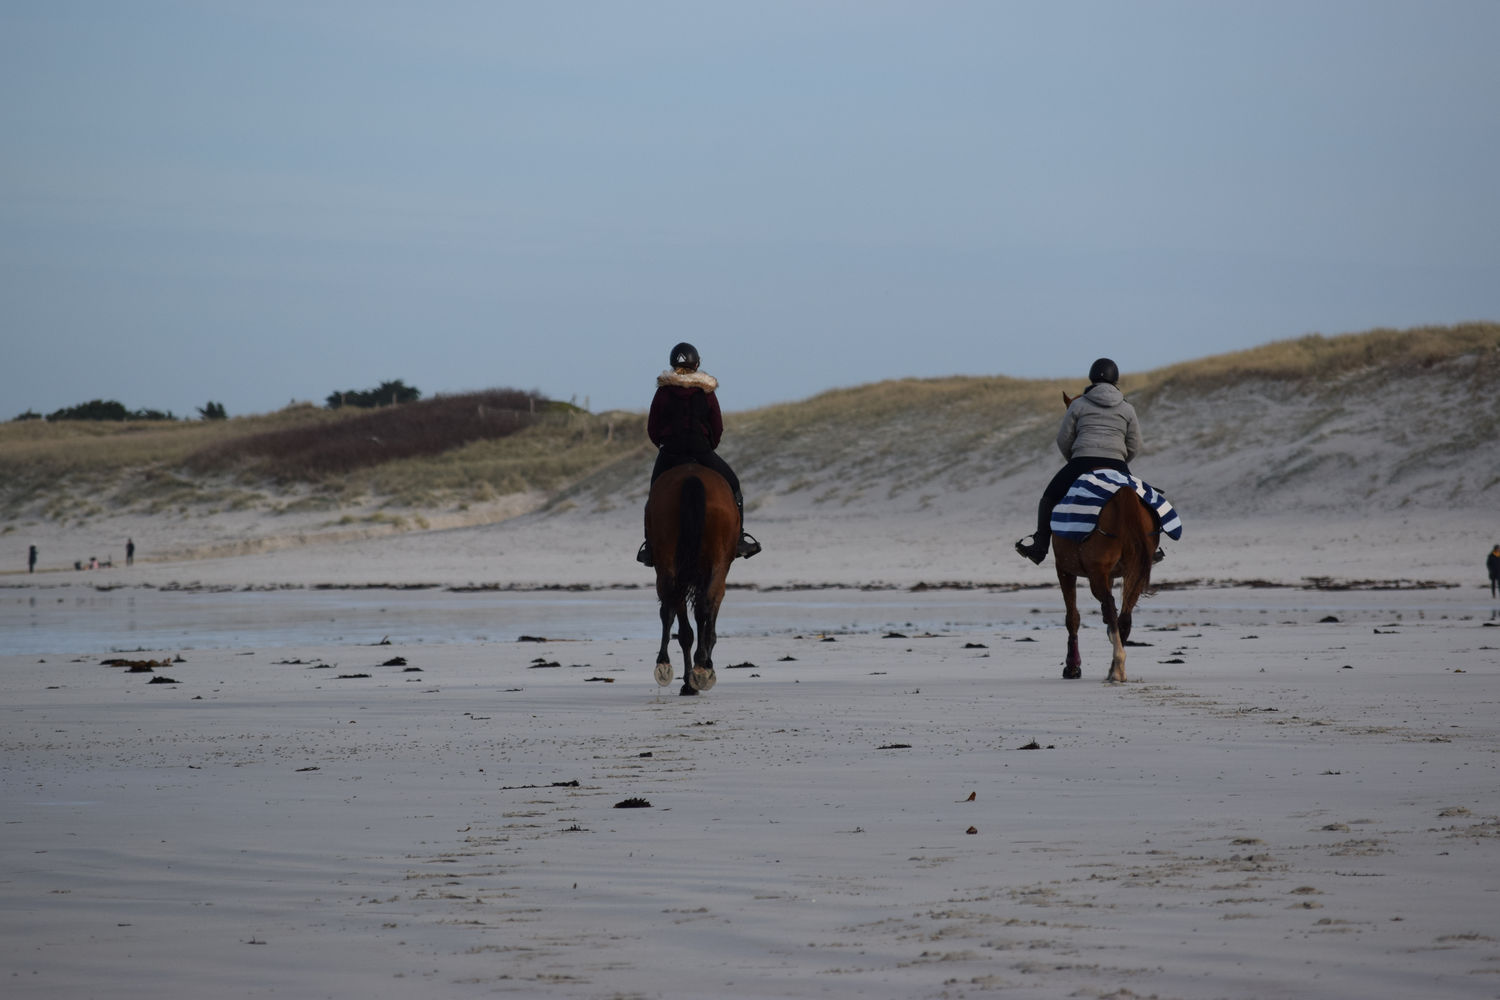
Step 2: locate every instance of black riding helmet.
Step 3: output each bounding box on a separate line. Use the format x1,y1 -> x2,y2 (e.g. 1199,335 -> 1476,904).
670,342 -> 700,371
1088,357 -> 1119,385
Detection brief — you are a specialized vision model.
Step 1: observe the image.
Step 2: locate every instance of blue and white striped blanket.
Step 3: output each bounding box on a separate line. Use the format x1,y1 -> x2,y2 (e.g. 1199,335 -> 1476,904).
1050,469 -> 1183,541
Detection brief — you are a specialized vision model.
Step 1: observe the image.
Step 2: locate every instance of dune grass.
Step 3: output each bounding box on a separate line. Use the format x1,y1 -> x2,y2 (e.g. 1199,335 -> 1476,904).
361,409 -> 648,506
733,323 -> 1499,460
717,323 -> 1500,509
0,403 -> 334,482
1143,322 -> 1500,389
0,403 -> 357,519
0,391 -> 646,519
184,390 -> 550,481
729,374 -> 1132,481
3,323 -> 1495,524
740,323 -> 1500,437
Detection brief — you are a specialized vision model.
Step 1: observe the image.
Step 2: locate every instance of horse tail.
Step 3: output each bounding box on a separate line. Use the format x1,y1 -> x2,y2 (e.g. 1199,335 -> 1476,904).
1127,493 -> 1156,596
675,474 -> 706,604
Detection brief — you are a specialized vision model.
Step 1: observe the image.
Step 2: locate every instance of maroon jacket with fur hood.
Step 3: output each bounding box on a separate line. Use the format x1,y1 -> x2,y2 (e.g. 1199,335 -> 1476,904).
648,369 -> 723,451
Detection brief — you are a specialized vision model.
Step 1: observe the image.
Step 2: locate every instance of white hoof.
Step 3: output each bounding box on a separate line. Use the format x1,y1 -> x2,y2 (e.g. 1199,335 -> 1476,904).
691,667 -> 717,691
653,661 -> 673,687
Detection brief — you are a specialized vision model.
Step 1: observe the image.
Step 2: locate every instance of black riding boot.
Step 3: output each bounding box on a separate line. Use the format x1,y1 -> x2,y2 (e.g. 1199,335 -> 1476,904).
1014,531 -> 1050,565
636,539 -> 653,567
1015,495 -> 1054,564
735,492 -> 761,559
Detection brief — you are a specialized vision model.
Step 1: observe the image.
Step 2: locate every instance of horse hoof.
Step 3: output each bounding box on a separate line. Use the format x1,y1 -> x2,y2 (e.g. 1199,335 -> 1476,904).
653,661 -> 673,687
691,667 -> 716,691
1062,665 -> 1082,680
678,683 -> 699,696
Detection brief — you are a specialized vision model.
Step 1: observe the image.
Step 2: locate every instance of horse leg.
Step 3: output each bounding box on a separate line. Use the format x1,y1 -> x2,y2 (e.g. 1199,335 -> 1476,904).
676,604 -> 698,696
1117,553 -> 1152,650
690,583 -> 724,693
653,595 -> 675,686
1058,569 -> 1082,679
1087,572 -> 1125,683
1111,572 -> 1151,684
1109,606 -> 1129,683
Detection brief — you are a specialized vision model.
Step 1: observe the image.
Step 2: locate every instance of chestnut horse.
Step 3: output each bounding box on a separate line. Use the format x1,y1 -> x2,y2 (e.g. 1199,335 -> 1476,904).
1050,487 -> 1156,682
1050,390 -> 1156,682
645,462 -> 739,695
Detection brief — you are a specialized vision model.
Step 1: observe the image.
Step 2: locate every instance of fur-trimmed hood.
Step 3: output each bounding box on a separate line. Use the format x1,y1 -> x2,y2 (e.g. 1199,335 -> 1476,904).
657,369 -> 718,393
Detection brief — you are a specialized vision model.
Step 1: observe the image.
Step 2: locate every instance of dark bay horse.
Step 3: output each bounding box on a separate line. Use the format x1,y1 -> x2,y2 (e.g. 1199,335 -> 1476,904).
645,462 -> 739,695
1050,486 -> 1156,682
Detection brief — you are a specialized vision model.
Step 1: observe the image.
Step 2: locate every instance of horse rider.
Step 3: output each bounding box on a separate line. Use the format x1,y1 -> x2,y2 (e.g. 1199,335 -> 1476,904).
1015,357 -> 1147,565
637,342 -> 761,566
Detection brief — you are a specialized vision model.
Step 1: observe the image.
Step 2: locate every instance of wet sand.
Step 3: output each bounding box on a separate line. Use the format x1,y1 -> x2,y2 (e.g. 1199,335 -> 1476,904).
4,575 -> 1499,998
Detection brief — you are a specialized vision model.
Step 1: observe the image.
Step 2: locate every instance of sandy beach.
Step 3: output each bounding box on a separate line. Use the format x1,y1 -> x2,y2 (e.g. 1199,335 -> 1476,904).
4,498 -> 1500,999
6,0 -> 1499,989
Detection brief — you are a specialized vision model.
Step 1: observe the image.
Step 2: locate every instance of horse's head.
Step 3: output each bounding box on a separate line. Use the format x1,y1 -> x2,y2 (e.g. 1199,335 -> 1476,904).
1062,390 -> 1076,409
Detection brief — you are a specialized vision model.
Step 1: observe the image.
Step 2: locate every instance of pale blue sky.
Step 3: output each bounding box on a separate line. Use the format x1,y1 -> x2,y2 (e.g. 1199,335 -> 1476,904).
3,1 -> 1497,418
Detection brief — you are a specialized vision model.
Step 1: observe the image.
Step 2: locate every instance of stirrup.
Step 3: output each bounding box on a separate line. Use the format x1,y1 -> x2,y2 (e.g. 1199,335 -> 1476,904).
1014,535 -> 1047,565
636,541 -> 653,567
737,531 -> 761,559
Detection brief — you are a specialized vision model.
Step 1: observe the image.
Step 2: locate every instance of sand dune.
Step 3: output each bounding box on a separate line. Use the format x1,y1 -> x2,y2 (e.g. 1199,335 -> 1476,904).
8,340 -> 1496,589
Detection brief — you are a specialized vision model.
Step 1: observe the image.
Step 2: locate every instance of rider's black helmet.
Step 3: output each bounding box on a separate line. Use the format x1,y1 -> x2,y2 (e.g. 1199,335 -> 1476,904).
670,342 -> 700,371
1088,357 -> 1119,385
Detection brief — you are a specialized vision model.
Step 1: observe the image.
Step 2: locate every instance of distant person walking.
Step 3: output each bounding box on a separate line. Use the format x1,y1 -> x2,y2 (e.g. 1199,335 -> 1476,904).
1488,543 -> 1500,599
28,544 -> 37,573
126,538 -> 135,566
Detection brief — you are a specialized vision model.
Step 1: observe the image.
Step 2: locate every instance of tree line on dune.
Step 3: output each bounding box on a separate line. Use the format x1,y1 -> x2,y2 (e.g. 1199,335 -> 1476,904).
13,379 -> 431,423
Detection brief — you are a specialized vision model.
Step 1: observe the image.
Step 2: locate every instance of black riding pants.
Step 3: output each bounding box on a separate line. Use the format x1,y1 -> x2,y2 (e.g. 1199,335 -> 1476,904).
650,447 -> 742,499
1035,456 -> 1131,538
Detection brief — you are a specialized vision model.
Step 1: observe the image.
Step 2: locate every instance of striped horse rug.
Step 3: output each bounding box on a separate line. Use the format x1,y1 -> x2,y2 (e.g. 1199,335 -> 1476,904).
1050,469 -> 1183,542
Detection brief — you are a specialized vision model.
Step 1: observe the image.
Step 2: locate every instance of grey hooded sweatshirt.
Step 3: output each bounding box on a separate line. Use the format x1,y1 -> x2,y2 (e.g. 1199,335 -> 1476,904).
1056,383 -> 1141,463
